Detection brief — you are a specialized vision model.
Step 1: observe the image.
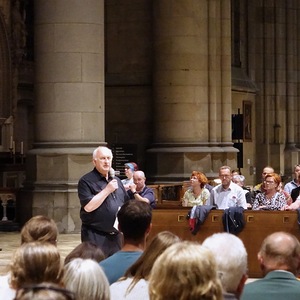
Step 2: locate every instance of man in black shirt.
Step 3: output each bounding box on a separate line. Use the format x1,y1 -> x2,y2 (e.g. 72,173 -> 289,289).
78,146 -> 129,257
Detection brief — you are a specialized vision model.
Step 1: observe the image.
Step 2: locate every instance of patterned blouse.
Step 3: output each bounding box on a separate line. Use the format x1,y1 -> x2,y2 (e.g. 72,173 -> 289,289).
252,192 -> 287,210
183,188 -> 210,207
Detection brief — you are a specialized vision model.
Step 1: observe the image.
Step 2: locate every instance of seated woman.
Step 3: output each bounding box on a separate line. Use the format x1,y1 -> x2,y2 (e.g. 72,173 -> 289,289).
110,231 -> 181,299
182,171 -> 210,207
252,173 -> 287,210
148,241 -> 223,300
3,242 -> 64,300
63,258 -> 110,300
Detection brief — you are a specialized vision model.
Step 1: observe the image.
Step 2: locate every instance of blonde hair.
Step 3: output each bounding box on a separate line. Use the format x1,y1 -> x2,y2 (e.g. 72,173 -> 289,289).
149,241 -> 223,300
63,258 -> 110,300
10,242 -> 63,289
20,215 -> 58,245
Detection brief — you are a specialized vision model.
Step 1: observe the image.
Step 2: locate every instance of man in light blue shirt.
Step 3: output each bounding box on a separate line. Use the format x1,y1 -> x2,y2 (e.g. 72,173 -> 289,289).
209,166 -> 247,209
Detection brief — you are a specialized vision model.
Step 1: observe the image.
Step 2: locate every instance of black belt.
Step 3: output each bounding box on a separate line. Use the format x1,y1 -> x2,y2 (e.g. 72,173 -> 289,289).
83,224 -> 119,236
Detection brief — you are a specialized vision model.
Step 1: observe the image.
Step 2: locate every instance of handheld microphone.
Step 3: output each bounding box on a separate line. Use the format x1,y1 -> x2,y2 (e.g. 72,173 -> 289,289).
109,168 -> 116,199
109,168 -> 115,178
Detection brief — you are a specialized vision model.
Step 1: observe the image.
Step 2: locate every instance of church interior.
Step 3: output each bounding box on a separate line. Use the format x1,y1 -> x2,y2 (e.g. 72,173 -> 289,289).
0,0 -> 300,232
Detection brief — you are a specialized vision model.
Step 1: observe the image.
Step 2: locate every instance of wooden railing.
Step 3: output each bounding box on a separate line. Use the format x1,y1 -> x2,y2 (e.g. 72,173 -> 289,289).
147,208 -> 300,278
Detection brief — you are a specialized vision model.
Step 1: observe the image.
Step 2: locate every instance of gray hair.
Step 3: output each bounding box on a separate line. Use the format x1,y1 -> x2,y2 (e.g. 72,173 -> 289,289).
202,233 -> 248,293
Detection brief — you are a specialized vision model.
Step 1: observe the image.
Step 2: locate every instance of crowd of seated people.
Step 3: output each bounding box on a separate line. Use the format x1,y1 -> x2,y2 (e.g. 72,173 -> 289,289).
4,162 -> 300,299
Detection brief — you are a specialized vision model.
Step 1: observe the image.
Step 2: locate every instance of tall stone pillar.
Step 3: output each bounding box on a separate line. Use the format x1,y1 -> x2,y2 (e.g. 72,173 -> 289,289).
21,1 -> 105,232
148,0 -> 236,181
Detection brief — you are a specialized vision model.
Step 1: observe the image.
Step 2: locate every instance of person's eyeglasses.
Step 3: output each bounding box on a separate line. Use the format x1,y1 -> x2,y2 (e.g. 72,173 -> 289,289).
15,284 -> 75,300
264,181 -> 275,184
219,175 -> 231,178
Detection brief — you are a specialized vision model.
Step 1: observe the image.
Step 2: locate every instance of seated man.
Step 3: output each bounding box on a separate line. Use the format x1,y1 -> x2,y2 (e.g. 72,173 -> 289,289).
99,200 -> 152,284
241,232 -> 300,300
209,166 -> 247,209
203,232 -> 248,300
127,170 -> 156,208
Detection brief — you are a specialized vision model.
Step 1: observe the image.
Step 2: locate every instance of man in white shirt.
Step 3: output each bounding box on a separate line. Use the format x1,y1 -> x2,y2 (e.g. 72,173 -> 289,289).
209,166 -> 247,209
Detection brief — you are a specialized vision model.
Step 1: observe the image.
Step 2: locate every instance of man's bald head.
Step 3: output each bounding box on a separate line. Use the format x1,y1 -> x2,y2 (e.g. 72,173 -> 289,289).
258,231 -> 300,275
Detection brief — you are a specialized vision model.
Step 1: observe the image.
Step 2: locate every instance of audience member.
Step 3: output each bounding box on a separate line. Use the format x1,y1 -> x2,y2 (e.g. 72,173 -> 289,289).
14,283 -> 75,300
0,215 -> 59,300
78,146 -> 129,257
253,165 -> 274,193
64,241 -> 105,265
232,174 -> 252,207
1,242 -> 63,300
209,166 -> 247,209
148,241 -> 223,300
63,258 -> 110,300
110,231 -> 181,299
241,232 -> 300,300
202,232 -> 248,300
100,200 -> 152,284
284,164 -> 300,194
231,169 -> 241,176
252,173 -> 287,210
20,215 -> 58,245
182,171 -> 210,207
122,162 -> 139,190
127,170 -> 156,208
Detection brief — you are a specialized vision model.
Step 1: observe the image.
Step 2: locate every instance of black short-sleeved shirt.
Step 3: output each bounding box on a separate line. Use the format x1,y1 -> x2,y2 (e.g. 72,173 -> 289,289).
78,168 -> 129,233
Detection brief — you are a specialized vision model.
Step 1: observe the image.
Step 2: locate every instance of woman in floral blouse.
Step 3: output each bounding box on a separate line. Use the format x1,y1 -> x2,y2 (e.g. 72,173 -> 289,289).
252,173 -> 287,210
182,171 -> 210,207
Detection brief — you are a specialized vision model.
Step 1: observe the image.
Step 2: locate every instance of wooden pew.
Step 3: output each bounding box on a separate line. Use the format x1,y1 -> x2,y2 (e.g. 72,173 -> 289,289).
148,208 -> 300,278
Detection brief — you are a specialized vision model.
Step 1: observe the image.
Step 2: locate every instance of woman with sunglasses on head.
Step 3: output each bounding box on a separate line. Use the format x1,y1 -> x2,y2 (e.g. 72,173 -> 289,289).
252,173 -> 287,210
182,171 -> 210,207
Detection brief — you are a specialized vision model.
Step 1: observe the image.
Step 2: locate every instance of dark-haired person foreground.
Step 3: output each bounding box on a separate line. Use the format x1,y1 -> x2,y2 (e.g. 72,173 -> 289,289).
241,231 -> 300,300
100,200 -> 152,284
64,241 -> 105,265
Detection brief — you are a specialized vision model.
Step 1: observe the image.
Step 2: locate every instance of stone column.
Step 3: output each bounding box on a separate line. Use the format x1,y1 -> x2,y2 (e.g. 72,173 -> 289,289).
148,0 -> 236,181
22,1 -> 105,232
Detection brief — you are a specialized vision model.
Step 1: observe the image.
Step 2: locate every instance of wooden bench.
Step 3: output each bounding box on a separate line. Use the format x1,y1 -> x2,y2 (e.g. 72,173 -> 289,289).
147,208 -> 300,278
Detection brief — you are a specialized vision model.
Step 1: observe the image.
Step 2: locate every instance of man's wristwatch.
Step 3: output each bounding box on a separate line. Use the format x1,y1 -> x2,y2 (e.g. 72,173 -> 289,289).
133,191 -> 138,195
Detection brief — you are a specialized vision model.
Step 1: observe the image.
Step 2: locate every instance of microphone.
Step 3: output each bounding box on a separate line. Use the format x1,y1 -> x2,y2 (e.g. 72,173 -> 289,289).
109,168 -> 115,178
109,168 -> 116,199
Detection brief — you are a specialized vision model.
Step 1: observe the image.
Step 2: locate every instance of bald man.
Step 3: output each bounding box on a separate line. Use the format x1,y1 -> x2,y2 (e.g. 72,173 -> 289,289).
241,231 -> 300,300
127,170 -> 156,208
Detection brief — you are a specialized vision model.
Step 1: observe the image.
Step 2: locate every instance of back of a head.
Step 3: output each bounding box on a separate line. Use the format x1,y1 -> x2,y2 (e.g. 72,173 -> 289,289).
149,241 -> 222,300
21,215 -> 58,245
64,241 -> 105,265
63,258 -> 110,300
14,283 -> 75,300
259,231 -> 300,275
125,231 -> 181,279
117,200 -> 152,240
10,242 -> 63,289
202,233 -> 248,293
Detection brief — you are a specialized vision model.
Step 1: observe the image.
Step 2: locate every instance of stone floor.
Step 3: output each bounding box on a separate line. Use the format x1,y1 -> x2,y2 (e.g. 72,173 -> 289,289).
0,232 -> 81,275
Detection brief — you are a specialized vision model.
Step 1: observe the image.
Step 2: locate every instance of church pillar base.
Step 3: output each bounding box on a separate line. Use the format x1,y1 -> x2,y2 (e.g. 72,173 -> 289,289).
20,147 -> 96,233
146,143 -> 238,183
